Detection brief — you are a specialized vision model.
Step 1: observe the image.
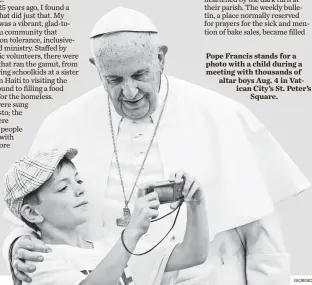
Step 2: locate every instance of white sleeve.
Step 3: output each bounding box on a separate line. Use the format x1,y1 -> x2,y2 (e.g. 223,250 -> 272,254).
30,111 -> 73,152
237,211 -> 291,285
27,252 -> 86,285
128,241 -> 178,285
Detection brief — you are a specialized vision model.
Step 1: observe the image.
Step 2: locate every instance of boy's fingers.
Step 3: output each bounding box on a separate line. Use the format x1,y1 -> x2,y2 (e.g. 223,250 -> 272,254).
185,181 -> 201,202
137,187 -> 146,198
148,199 -> 160,210
169,172 -> 176,181
175,170 -> 185,183
147,209 -> 159,219
145,191 -> 159,201
137,182 -> 154,198
170,201 -> 180,210
182,175 -> 195,197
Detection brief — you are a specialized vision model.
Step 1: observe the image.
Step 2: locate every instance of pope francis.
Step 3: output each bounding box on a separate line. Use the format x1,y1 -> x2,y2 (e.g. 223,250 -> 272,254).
4,7 -> 310,285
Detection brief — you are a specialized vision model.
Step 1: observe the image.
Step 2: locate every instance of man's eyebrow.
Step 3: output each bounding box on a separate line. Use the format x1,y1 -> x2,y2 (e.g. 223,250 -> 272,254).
105,69 -> 148,79
105,75 -> 121,79
133,68 -> 149,75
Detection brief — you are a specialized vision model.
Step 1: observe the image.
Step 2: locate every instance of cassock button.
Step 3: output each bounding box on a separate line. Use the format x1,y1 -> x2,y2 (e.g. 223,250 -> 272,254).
135,151 -> 145,157
134,133 -> 142,139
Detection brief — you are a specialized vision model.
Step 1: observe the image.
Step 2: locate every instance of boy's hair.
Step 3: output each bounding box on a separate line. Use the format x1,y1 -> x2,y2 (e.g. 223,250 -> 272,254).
21,157 -> 75,232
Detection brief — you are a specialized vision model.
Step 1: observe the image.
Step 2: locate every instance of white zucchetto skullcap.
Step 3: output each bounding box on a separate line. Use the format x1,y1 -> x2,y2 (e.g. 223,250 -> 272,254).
90,7 -> 158,38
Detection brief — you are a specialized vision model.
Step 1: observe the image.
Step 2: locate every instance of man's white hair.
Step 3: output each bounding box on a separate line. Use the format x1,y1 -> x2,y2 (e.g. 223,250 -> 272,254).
90,32 -> 160,60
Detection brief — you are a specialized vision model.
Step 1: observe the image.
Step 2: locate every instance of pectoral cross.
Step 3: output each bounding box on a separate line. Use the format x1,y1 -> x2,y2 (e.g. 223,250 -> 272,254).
116,207 -> 131,227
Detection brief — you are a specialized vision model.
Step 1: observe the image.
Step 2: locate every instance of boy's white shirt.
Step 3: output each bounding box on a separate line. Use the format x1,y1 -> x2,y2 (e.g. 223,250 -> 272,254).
24,237 -> 178,285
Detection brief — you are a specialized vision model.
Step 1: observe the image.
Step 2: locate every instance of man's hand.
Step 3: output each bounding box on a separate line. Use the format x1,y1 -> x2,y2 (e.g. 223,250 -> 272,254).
12,235 -> 52,283
169,170 -> 204,209
126,185 -> 160,240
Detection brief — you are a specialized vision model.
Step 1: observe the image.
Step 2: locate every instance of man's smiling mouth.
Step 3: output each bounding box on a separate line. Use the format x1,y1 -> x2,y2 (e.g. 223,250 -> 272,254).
121,94 -> 146,107
124,98 -> 141,104
123,94 -> 144,103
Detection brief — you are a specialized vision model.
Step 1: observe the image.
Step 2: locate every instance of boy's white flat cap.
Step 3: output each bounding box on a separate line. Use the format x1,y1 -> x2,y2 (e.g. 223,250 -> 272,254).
3,148 -> 78,219
90,7 -> 158,38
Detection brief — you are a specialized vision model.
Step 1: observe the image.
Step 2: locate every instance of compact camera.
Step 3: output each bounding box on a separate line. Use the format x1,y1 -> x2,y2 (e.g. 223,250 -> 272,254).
146,179 -> 185,204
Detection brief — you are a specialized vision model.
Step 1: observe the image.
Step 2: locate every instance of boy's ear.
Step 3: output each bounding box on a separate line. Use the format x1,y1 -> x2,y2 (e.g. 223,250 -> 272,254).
21,204 -> 44,224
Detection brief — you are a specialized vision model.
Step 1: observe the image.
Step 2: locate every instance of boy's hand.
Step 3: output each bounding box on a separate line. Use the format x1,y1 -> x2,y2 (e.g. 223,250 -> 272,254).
169,170 -> 204,209
12,235 -> 52,283
126,185 -> 160,240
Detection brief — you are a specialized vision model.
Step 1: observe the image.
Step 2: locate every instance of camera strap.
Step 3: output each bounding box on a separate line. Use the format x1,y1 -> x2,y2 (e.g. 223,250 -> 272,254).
121,199 -> 184,256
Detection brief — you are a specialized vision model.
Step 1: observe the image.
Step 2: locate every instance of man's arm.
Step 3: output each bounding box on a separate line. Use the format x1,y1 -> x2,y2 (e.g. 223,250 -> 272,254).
165,171 -> 209,272
27,231 -> 146,285
236,211 -> 290,285
3,226 -> 35,267
3,228 -> 51,283
23,189 -> 159,285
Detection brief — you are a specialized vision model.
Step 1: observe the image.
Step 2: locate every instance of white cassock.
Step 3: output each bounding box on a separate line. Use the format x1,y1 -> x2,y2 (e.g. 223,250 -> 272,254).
3,74 -> 310,284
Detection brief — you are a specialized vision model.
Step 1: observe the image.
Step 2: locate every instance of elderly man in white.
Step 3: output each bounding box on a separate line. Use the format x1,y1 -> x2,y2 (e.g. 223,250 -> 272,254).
4,7 -> 310,285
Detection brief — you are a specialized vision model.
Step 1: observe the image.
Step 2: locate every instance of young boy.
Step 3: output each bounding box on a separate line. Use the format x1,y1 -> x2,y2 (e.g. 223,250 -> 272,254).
3,148 -> 209,285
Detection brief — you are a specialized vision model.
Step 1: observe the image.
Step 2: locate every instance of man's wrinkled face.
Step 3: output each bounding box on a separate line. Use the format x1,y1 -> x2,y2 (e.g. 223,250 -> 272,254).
93,33 -> 164,120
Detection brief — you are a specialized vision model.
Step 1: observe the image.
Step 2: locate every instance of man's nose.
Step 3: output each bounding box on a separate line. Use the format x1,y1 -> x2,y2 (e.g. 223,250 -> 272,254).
122,80 -> 139,99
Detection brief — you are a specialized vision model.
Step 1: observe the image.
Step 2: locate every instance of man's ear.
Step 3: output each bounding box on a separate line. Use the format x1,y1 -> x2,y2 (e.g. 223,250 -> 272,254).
89,57 -> 96,66
158,45 -> 168,72
21,204 -> 44,224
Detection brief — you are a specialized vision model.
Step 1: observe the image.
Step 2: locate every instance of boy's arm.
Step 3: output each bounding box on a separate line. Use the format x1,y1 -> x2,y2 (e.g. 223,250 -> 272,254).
165,199 -> 208,272
80,230 -> 139,285
80,189 -> 159,285
80,230 -> 141,285
165,171 -> 209,272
